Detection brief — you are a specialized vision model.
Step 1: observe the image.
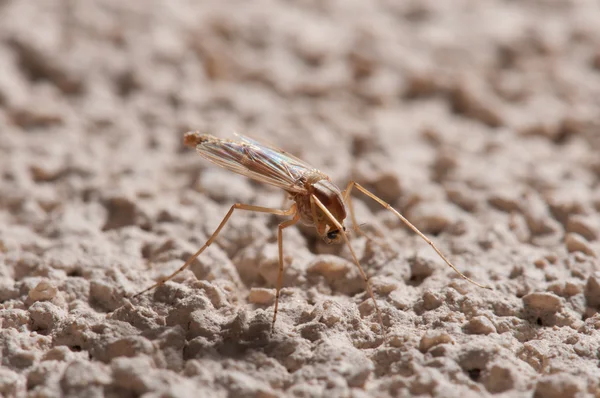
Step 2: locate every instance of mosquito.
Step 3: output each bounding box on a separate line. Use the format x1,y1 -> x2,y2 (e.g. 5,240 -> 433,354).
134,131 -> 491,333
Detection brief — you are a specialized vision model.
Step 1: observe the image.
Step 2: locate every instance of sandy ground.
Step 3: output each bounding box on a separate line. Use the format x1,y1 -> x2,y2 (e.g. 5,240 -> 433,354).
1,0 -> 600,397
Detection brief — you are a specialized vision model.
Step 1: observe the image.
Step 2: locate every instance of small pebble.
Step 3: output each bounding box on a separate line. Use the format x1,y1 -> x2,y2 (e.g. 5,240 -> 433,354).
533,258 -> 547,269
29,301 -> 66,332
533,373 -> 585,398
248,288 -> 275,305
464,316 -> 496,335
565,233 -> 596,257
482,364 -> 515,393
419,331 -> 454,353
422,291 -> 443,311
28,281 -> 58,302
98,336 -> 154,362
523,292 -> 562,313
584,273 -> 600,308
488,191 -> 522,212
41,346 -> 73,362
564,281 -> 582,297
566,215 -> 598,241
522,292 -> 563,325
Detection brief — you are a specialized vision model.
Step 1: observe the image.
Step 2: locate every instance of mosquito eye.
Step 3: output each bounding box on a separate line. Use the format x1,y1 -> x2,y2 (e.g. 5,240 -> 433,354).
327,230 -> 338,240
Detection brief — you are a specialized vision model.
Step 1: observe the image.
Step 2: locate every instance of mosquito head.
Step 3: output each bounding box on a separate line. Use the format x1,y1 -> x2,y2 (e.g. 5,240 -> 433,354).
324,225 -> 346,244
310,179 -> 348,245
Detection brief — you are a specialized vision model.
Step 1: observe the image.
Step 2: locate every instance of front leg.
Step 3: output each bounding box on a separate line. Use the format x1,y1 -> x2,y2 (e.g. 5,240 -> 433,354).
310,194 -> 385,334
271,212 -> 301,332
344,181 -> 491,290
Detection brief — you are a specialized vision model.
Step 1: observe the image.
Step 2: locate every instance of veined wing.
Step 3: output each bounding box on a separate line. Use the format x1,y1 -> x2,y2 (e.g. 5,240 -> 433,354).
191,133 -> 316,194
235,133 -> 312,169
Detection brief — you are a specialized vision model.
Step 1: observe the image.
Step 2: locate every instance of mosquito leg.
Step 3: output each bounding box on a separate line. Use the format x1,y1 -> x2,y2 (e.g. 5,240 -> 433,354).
133,203 -> 297,298
311,195 -> 385,334
271,212 -> 301,333
346,181 -> 492,290
342,182 -> 359,227
341,182 -> 365,238
343,183 -> 384,242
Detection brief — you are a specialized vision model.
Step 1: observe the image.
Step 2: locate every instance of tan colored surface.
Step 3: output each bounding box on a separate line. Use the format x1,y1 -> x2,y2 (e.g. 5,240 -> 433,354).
1,1 -> 600,397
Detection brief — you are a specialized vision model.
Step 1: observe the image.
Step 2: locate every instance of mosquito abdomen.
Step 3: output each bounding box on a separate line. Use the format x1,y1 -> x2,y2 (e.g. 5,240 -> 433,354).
184,131 -> 213,148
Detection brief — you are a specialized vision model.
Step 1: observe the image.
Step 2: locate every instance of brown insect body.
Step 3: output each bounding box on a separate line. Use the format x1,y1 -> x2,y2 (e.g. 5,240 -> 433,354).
291,172 -> 347,244
135,131 -> 491,336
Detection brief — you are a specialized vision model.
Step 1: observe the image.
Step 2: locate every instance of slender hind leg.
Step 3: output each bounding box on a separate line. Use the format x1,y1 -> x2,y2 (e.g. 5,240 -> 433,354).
271,212 -> 301,332
133,203 -> 297,298
310,195 -> 385,334
342,181 -> 382,241
342,184 -> 365,237
344,181 -> 492,290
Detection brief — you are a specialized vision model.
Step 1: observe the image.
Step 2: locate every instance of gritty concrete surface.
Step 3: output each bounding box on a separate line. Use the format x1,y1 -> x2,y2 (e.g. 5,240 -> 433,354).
1,1 -> 600,397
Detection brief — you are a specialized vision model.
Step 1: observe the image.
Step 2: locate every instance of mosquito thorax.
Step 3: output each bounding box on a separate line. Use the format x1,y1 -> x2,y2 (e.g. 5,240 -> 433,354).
290,174 -> 347,240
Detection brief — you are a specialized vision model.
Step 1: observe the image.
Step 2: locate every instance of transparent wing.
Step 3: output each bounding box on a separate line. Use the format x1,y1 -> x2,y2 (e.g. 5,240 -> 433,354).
194,134 -> 315,194
235,133 -> 313,169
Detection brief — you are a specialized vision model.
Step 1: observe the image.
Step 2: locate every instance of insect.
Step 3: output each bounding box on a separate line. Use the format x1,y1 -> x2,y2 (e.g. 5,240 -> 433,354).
134,131 -> 491,333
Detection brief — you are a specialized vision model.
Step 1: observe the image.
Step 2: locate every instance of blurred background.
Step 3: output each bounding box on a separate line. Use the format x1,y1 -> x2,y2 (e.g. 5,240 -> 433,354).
2,0 -> 600,258
1,0 -> 600,204
2,0 -> 600,396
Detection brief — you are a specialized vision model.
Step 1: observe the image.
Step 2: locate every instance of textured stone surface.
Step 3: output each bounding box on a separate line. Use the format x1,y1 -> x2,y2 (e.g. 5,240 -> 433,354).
1,0 -> 600,397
